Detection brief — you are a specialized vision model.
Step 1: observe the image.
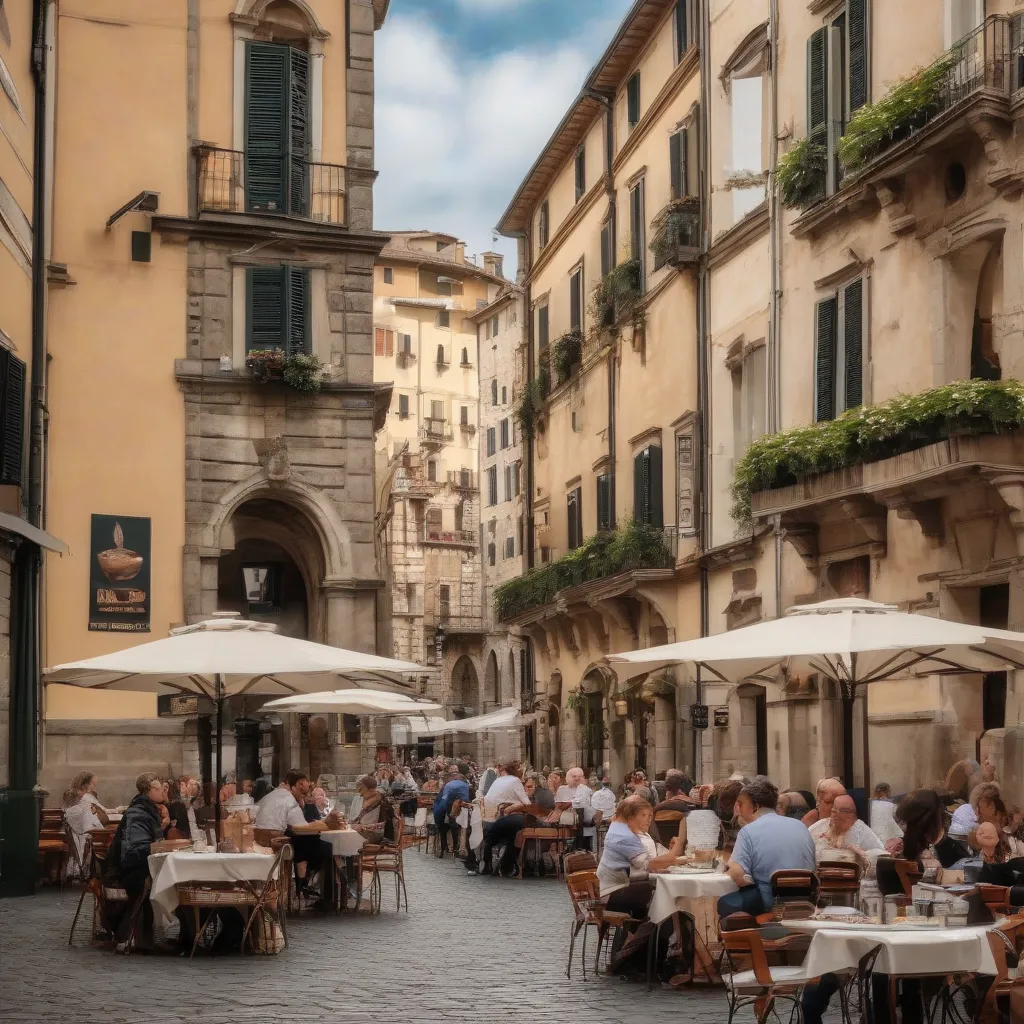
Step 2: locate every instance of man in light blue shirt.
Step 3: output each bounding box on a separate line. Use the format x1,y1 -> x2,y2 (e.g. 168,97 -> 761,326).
718,776 -> 816,919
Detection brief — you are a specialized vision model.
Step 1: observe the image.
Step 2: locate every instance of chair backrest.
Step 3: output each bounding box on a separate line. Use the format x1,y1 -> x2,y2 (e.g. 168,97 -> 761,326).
816,860 -> 862,892
255,827 -> 284,848
721,928 -> 772,986
565,869 -> 601,918
41,808 -> 63,829
653,809 -> 684,824
980,883 -> 1013,914
564,851 -> 597,875
875,857 -> 921,898
771,868 -> 818,905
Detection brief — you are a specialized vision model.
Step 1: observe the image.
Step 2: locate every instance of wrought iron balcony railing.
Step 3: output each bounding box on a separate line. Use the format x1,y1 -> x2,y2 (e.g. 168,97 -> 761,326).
195,145 -> 347,226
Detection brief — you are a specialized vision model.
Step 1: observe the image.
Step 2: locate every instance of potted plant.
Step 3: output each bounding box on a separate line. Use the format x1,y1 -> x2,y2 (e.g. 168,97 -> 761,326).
245,348 -> 286,383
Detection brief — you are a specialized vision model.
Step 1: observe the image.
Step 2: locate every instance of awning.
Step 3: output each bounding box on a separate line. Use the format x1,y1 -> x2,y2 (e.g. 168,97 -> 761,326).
0,512 -> 68,554
391,715 -> 450,745
390,707 -> 536,743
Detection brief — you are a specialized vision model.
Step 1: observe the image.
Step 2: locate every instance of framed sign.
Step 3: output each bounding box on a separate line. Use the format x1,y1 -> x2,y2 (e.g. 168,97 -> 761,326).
690,703 -> 709,730
714,706 -> 730,728
89,514 -> 151,632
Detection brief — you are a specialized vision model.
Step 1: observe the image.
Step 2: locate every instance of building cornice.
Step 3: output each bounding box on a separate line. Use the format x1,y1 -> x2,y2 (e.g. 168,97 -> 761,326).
526,177 -> 608,285
707,202 -> 770,269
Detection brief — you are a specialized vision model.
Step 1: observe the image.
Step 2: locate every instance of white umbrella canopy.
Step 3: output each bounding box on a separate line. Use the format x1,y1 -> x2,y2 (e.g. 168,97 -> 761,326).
44,616 -> 423,698
261,689 -> 442,716
608,598 -> 1024,787
434,706 -> 533,735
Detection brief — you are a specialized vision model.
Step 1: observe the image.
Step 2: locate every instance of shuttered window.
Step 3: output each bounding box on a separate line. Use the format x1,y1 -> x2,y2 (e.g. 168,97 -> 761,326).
398,393 -> 409,418
596,473 -> 612,532
505,465 -> 513,501
600,223 -> 612,278
246,266 -> 310,355
0,348 -> 26,486
538,201 -> 549,249
815,278 -> 864,421
670,129 -> 688,200
486,427 -> 496,457
629,179 -> 645,290
375,327 -> 394,357
537,304 -> 549,352
569,268 -> 582,332
487,466 -> 498,506
567,487 -> 583,550
575,147 -> 586,202
460,405 -> 469,426
848,0 -> 869,113
431,399 -> 445,421
500,418 -> 510,449
675,0 -> 698,62
632,446 -> 663,528
807,27 -> 829,203
626,72 -> 641,129
491,379 -> 498,406
245,42 -> 309,216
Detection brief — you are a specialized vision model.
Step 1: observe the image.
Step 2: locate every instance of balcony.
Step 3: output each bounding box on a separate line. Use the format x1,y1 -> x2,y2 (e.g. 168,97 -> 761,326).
420,418 -> 453,449
423,528 -> 476,548
196,145 -> 347,226
458,420 -> 477,436
447,470 -> 477,491
651,197 -> 701,270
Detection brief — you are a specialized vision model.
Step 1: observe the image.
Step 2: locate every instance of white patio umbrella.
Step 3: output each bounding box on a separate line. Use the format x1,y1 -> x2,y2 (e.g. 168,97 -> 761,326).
609,598 -> 1024,787
45,615 -> 423,819
433,706 -> 534,735
261,689 -> 442,717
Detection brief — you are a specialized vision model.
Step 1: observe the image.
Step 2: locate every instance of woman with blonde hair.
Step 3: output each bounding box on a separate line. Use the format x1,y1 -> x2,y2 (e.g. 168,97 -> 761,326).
62,772 -> 108,871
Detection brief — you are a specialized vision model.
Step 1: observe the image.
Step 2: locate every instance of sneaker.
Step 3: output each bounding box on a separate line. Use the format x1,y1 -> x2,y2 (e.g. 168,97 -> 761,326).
300,886 -> 322,901
465,869 -> 478,876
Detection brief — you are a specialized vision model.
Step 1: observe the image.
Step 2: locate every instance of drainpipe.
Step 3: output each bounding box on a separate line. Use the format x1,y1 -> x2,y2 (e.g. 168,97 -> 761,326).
520,232 -> 535,569
695,0 -> 712,783
769,0 -> 784,623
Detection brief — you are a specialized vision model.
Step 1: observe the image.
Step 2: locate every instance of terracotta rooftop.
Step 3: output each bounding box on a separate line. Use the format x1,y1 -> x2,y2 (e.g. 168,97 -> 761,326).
378,231 -> 508,286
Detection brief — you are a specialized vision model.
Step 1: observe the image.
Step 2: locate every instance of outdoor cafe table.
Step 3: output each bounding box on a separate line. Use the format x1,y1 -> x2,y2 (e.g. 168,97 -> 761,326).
321,828 -> 365,859
784,920 -> 999,979
148,850 -> 279,915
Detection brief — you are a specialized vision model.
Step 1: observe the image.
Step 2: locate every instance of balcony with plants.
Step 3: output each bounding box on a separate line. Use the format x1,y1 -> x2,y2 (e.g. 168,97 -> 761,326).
592,258 -> 644,335
650,196 -> 701,270
732,379 -> 1024,562
780,16 -> 1022,227
244,350 -> 326,392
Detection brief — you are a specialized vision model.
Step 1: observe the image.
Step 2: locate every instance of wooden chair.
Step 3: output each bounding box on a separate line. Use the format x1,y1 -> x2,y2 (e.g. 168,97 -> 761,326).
563,850 -> 597,876
653,808 -> 685,846
254,827 -> 284,849
815,860 -> 862,907
564,869 -> 635,980
517,824 -> 572,879
37,810 -> 69,887
979,914 -> 1024,1022
720,927 -> 818,1024
770,869 -> 818,920
357,816 -> 408,914
100,875 -> 150,955
875,856 -> 922,898
979,883 -> 1014,916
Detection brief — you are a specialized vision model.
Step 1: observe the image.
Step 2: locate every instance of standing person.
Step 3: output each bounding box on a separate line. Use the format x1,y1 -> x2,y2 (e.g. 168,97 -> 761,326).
432,766 -> 470,857
718,777 -> 816,919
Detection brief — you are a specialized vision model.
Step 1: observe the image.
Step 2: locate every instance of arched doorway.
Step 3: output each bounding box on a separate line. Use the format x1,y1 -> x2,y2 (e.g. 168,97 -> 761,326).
737,683 -> 769,777
485,651 -> 500,708
971,244 -> 1002,380
450,656 -> 480,718
577,670 -> 609,776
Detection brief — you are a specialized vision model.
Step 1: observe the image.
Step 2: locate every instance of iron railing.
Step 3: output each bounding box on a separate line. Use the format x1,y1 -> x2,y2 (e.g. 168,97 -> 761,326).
420,417 -> 453,443
447,470 -> 477,490
195,146 -> 347,226
423,528 -> 476,547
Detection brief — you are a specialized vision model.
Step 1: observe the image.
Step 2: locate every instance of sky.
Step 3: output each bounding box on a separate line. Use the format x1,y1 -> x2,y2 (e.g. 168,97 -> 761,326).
373,0 -> 635,277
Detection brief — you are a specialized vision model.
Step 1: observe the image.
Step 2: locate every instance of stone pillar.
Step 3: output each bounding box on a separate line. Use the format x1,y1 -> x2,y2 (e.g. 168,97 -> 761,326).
324,587 -> 377,653
652,696 -> 676,775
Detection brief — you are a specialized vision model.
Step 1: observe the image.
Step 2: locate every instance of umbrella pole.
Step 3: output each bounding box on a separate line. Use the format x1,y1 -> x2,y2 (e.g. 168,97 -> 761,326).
861,683 -> 871,809
215,674 -> 223,838
841,688 -> 855,790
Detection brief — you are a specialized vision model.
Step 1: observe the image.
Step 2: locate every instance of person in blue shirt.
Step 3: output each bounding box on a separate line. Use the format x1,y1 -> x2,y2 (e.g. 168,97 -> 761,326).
433,765 -> 470,858
718,775 -> 816,919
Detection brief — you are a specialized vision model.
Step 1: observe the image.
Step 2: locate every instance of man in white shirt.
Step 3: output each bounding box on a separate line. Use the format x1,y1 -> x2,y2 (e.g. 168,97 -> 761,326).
554,766 -> 594,824
591,778 -> 617,819
482,760 -> 531,814
808,794 -> 885,872
255,769 -> 342,899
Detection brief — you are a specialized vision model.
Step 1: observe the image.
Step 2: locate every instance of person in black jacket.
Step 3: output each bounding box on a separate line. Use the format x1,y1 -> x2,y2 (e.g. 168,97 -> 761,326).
105,772 -> 167,945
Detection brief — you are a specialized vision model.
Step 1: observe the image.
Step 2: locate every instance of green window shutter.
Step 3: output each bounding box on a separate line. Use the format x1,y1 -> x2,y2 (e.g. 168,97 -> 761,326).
288,48 -> 310,216
669,130 -> 684,200
0,349 -> 26,486
843,278 -> 864,410
245,43 -> 288,213
600,223 -> 611,278
649,445 -> 663,529
538,305 -> 549,350
807,28 -> 829,149
247,266 -> 286,351
286,266 -> 310,356
627,72 -> 641,127
848,0 -> 869,114
597,474 -> 611,532
567,491 -> 578,550
815,296 -> 839,422
570,270 -> 581,331
685,114 -> 700,197
633,450 -> 647,524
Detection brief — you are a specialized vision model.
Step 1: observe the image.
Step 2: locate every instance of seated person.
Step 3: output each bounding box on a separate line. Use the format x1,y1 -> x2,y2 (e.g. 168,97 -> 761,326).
303,786 -> 328,823
553,766 -> 593,824
481,775 -> 542,877
802,777 -> 846,827
809,794 -> 885,873
432,766 -> 470,857
351,775 -> 394,839
718,776 -> 816,920
167,774 -> 204,842
776,789 -> 810,819
650,771 -> 693,845
529,774 -> 556,814
547,770 -> 563,797
253,769 -> 342,900
104,772 -> 169,946
62,771 -> 108,868
591,778 -> 618,820
482,760 -> 531,817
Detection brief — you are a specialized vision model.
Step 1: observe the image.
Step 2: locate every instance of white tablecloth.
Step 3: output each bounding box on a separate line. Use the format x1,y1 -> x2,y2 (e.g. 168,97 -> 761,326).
786,922 -> 999,978
148,851 -> 278,914
648,871 -> 738,924
321,829 -> 365,858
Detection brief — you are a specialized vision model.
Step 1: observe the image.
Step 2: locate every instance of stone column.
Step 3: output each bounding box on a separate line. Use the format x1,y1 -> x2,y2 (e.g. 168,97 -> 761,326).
652,696 -> 676,775
324,586 -> 377,653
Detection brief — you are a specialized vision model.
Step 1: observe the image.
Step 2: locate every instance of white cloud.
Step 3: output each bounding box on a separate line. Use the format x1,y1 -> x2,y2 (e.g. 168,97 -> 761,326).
373,9 -> 628,275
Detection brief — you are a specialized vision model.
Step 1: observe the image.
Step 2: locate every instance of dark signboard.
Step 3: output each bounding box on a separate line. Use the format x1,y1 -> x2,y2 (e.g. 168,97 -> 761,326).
89,514 -> 151,632
714,706 -> 730,728
690,703 -> 709,730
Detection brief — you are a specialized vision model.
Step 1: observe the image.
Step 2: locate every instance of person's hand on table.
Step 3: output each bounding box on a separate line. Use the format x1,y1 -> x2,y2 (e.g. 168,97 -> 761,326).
324,810 -> 344,829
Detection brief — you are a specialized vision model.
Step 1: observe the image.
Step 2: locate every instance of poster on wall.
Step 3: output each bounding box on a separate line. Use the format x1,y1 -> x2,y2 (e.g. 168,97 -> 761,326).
88,514 -> 151,632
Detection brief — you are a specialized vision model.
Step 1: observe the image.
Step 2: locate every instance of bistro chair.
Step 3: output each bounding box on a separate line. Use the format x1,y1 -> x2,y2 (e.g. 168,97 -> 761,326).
770,869 -> 818,919
875,857 -> 922,899
563,869 -> 635,980
37,812 -> 69,887
357,816 -> 408,914
102,876 -> 150,956
563,851 -> 597,876
653,809 -> 685,844
815,860 -> 862,907
977,914 -> 1024,1022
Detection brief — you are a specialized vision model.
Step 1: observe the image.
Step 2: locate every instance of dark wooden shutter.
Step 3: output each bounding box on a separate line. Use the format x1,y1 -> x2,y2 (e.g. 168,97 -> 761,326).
670,130 -> 685,200
288,48 -> 310,216
597,474 -> 611,532
398,393 -> 409,417
247,266 -> 286,350
286,266 -> 310,355
0,350 -> 26,486
815,296 -> 839,422
600,224 -> 611,278
627,72 -> 641,127
245,43 -> 288,213
634,450 -> 652,524
538,305 -> 549,350
575,147 -> 586,201
570,270 -> 581,331
807,28 -> 829,150
843,278 -> 864,410
675,0 -> 687,60
649,446 -> 663,529
848,0 -> 869,114
567,492 -> 578,550
685,115 -> 700,197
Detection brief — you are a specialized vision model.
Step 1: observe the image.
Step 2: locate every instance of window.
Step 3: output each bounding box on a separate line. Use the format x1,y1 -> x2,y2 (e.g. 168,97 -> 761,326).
491,379 -> 498,406
436,277 -> 453,297
569,267 -> 583,333
431,399 -> 445,420
629,180 -> 646,290
946,0 -> 983,47
626,72 -> 641,130
454,502 -> 464,532
731,75 -> 766,220
436,344 -> 447,365
538,200 -> 549,250
807,1 -> 869,198
504,464 -> 513,501
574,146 -> 586,201
342,714 -> 361,745
460,405 -> 469,426
484,319 -> 491,341
669,128 -> 689,200
504,536 -> 515,559
500,418 -> 510,449
567,486 -> 583,550
461,347 -> 470,366
491,314 -> 499,336
513,461 -> 521,496
507,304 -> 517,327
487,465 -> 498,506
488,542 -> 496,567
437,309 -> 450,329
633,446 -> 663,528
439,584 -> 450,621
398,393 -> 409,418
398,332 -> 412,356
537,304 -> 549,352
427,459 -> 437,482
247,266 -> 310,355
501,386 -> 507,404
731,344 -> 767,456
244,42 -> 310,216
596,473 -> 612,532
383,267 -> 393,284
674,0 -> 696,62
0,348 -> 26,485
814,278 -> 864,422
375,327 -> 395,356
486,427 -> 496,457
600,220 -> 613,278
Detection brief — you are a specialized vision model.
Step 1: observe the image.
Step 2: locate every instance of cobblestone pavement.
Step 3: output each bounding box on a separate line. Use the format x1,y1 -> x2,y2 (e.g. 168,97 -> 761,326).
0,853 -> 747,1024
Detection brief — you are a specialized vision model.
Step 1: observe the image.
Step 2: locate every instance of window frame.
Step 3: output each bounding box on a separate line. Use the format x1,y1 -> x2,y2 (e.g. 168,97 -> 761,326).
574,146 -> 586,202
626,71 -> 641,131
382,266 -> 393,284
814,276 -> 866,422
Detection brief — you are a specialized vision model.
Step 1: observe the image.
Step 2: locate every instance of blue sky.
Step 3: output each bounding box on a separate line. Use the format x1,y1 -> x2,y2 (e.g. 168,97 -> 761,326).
374,0 -> 634,274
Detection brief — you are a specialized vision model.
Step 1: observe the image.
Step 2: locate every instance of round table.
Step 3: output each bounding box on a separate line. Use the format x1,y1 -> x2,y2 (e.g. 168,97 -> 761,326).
784,920 -> 999,978
321,829 -> 365,858
148,850 -> 278,915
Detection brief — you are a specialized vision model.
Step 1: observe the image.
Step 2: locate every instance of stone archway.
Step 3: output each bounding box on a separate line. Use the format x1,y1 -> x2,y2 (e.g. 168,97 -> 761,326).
450,656 -> 480,718
485,650 -> 500,708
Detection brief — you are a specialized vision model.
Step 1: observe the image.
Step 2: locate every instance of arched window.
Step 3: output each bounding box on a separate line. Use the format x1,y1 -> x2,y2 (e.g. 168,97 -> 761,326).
436,344 -> 446,365
461,347 -> 469,365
